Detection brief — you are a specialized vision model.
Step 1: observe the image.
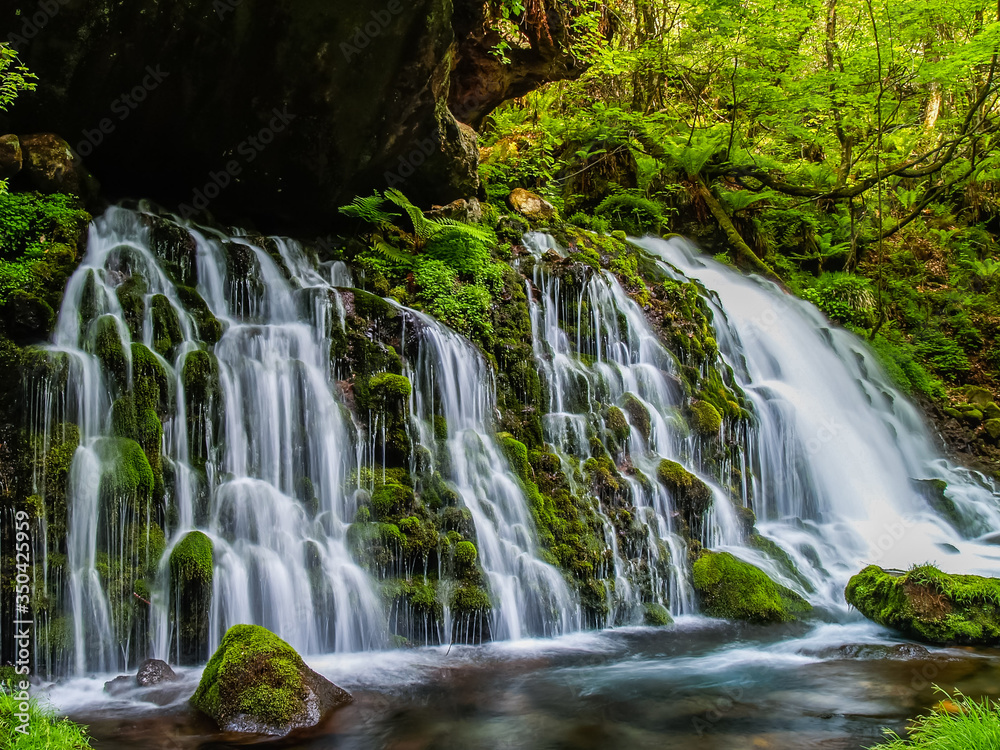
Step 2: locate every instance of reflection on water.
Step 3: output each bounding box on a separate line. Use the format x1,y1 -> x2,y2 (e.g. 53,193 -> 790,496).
46,619 -> 1000,749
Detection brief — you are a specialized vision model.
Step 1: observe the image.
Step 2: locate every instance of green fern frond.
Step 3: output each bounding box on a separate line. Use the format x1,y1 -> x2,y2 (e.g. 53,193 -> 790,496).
370,238 -> 416,268
385,188 -> 437,241
338,191 -> 399,230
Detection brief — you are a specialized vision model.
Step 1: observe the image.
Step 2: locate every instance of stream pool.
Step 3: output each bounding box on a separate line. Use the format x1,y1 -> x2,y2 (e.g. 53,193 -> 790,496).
43,617 -> 1000,749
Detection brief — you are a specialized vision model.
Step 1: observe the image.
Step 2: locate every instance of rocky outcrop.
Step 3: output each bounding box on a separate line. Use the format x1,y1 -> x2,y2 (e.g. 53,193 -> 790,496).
16,134 -> 99,202
0,134 -> 21,179
191,624 -> 352,736
845,565 -> 1000,646
508,188 -> 556,223
2,0 -> 476,230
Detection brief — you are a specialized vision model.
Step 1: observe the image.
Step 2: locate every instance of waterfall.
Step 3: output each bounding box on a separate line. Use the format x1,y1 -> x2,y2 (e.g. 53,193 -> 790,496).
637,236 -> 1000,607
24,204 -> 1000,677
402,308 -> 581,640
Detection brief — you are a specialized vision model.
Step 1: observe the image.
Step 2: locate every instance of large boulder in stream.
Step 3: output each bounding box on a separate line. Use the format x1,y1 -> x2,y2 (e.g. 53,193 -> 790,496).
191,624 -> 352,736
845,565 -> 1000,646
693,551 -> 812,624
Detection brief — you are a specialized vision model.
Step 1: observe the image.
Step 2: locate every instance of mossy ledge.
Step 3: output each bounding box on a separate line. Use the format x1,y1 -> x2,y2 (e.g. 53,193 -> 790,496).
845,564 -> 1000,646
191,624 -> 352,735
170,531 -> 214,665
692,550 -> 812,624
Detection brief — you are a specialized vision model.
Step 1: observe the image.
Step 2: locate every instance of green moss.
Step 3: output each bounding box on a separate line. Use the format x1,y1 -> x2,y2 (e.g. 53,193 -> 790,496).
176,285 -> 223,344
191,624 -> 313,729
606,405 -> 630,443
94,314 -> 128,384
748,533 -> 816,594
621,393 -> 651,441
116,274 -> 148,338
369,482 -> 414,521
131,342 -> 169,414
368,372 -> 412,403
150,294 -> 183,358
451,585 -> 491,613
499,433 -> 531,481
693,550 -> 812,624
656,460 -> 713,537
170,531 -> 214,585
845,564 -> 1000,646
689,400 -> 723,436
454,540 -> 477,570
96,437 -> 154,504
643,602 -> 673,626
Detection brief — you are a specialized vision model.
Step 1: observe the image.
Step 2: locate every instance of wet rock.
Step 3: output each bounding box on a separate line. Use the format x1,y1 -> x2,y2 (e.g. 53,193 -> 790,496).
693,550 -> 812,624
0,134 -> 21,178
136,658 -> 178,687
845,564 -> 1000,646
426,197 -> 483,223
17,133 -> 99,201
191,624 -> 352,736
104,674 -> 134,696
509,188 -> 557,223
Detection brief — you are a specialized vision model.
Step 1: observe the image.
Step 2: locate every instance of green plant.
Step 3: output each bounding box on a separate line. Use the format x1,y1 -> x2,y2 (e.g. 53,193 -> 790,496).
0,683 -> 93,749
867,688 -> 1000,749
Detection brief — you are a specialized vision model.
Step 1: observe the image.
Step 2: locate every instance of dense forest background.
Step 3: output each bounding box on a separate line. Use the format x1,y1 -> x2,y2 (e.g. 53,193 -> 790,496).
461,0 -> 1000,471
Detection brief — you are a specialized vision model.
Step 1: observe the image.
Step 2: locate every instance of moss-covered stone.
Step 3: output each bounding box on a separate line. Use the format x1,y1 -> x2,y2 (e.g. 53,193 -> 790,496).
693,550 -> 812,624
657,460 -> 713,538
621,393 -> 651,441
170,531 -> 214,664
643,602 -> 673,626
150,294 -> 183,359
690,400 -> 723,436
94,314 -> 128,385
845,564 -> 1000,646
191,624 -> 352,735
97,437 -> 154,508
368,372 -> 412,403
606,405 -> 630,444
176,285 -> 224,345
451,585 -> 491,613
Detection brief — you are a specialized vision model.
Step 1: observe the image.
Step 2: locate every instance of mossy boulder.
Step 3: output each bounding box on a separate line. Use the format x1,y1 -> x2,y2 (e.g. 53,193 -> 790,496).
845,565 -> 1000,646
643,602 -> 673,626
693,550 -> 812,624
191,624 -> 352,735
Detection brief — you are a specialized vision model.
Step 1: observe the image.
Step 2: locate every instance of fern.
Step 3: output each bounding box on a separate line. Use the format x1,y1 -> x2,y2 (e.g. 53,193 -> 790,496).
385,188 -> 437,241
338,191 -> 399,230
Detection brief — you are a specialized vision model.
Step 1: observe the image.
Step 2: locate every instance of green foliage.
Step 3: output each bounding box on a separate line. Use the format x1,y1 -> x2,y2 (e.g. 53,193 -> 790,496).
0,683 -> 93,749
800,274 -> 876,329
594,193 -> 667,236
693,550 -> 811,624
337,191 -> 399,229
867,688 -> 1000,749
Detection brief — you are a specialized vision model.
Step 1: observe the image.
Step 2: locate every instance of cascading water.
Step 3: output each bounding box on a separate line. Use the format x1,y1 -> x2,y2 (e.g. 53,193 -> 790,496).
27,205 -> 585,676
23,202 -> 1000,679
402,308 -> 580,640
636,235 -> 1000,606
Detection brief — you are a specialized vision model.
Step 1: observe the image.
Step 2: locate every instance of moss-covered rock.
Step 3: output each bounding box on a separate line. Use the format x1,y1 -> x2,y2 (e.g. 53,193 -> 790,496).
191,624 -> 352,735
170,531 -> 214,664
621,393 -> 651,441
845,565 -> 1000,646
689,400 -> 723,436
657,460 -> 713,538
150,294 -> 183,359
94,314 -> 129,385
643,602 -> 673,626
693,550 -> 811,624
